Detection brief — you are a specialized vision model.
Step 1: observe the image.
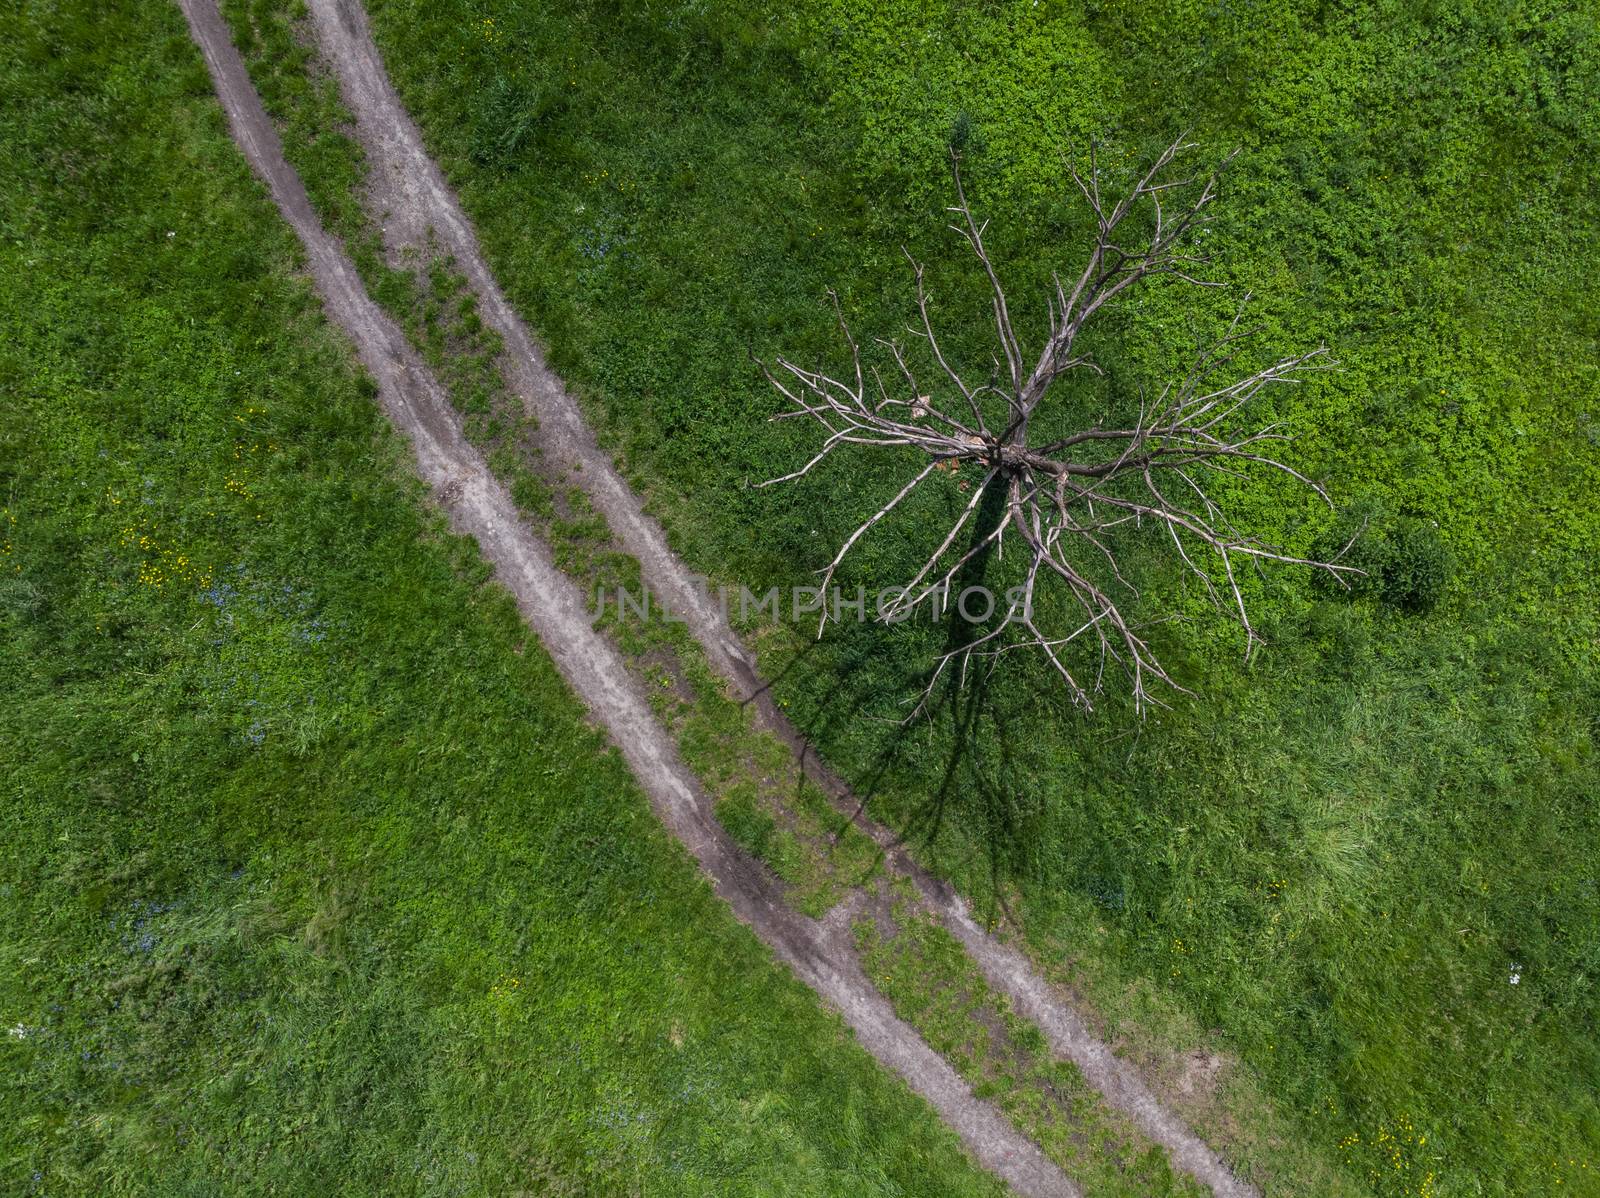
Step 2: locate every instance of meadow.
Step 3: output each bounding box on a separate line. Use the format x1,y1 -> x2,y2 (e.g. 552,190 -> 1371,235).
353,1 -> 1600,1193
0,4 -> 1022,1193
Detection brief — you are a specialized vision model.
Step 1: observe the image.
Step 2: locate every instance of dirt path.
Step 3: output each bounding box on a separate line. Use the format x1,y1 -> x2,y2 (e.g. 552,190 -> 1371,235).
176,0 -> 1076,1193
308,0 -> 757,682
292,3 -> 1263,1196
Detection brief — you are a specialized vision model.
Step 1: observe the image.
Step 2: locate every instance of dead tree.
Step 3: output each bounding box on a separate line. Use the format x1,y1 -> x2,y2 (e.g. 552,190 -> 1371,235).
759,135 -> 1357,716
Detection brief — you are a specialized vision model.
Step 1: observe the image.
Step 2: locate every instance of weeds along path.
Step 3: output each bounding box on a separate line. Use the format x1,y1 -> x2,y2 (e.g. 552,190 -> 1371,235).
293,2 -> 1264,1195
176,0 -> 1075,1192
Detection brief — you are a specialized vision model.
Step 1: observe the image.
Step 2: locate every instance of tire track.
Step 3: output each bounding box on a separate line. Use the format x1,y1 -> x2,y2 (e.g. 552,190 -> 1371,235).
296,2 -> 1262,1195
176,0 -> 1075,1192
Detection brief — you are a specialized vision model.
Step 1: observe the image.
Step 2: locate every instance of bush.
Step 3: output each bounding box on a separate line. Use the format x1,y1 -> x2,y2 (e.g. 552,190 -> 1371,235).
1381,516 -> 1454,613
1317,502 -> 1453,614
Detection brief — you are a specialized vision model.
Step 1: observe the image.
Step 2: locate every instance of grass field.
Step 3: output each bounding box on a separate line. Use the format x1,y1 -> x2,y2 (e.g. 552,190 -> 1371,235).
213,3 -> 1352,1187
352,1 -> 1600,1193
0,5 -> 1021,1194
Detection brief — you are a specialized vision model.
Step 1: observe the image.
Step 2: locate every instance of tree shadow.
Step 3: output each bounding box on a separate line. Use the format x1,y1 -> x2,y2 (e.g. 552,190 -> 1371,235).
785,476 -> 1042,922
897,477 -> 1040,917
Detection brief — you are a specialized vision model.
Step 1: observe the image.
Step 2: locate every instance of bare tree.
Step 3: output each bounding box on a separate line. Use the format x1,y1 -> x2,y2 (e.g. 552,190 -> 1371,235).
759,135 -> 1357,716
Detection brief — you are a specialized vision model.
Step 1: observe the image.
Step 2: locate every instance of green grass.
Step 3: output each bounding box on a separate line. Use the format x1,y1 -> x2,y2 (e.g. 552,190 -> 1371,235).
0,5 -> 1021,1194
212,13 -> 1330,1191
354,1 -> 1600,1193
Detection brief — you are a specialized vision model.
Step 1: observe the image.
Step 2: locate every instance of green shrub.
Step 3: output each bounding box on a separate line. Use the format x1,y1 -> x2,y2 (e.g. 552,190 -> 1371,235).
1317,502 -> 1453,614
1381,517 -> 1453,613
